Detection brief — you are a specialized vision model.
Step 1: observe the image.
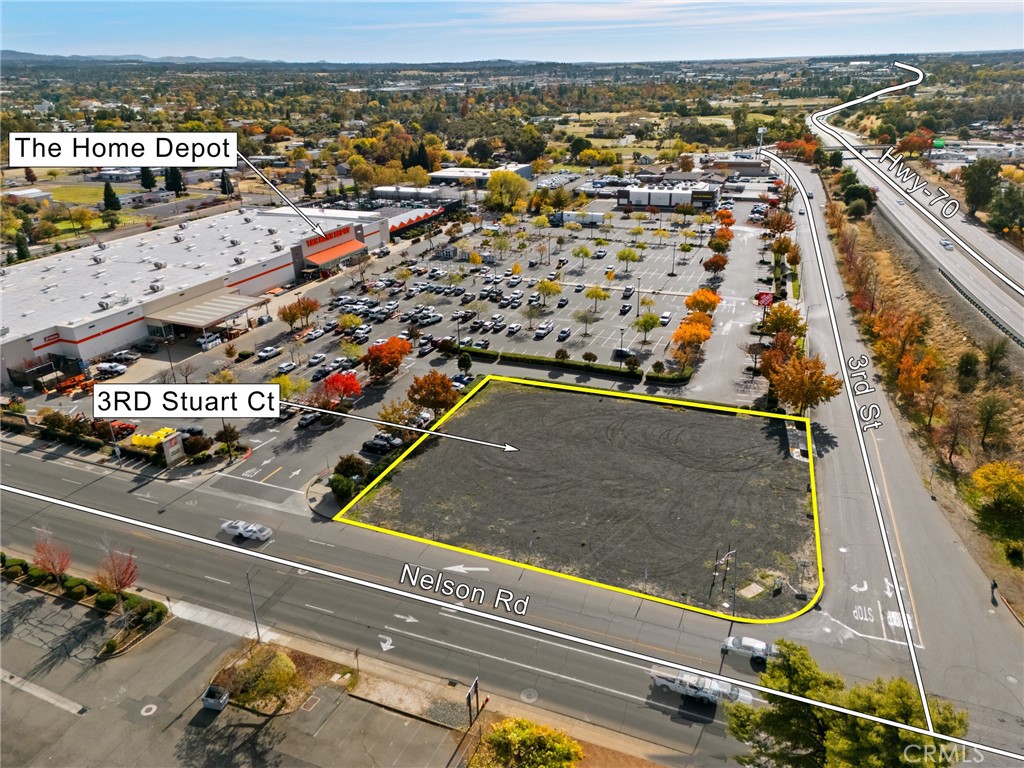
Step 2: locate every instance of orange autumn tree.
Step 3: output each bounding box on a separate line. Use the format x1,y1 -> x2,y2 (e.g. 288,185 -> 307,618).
33,532 -> 72,585
407,369 -> 461,415
363,337 -> 412,380
685,288 -> 721,314
768,354 -> 843,415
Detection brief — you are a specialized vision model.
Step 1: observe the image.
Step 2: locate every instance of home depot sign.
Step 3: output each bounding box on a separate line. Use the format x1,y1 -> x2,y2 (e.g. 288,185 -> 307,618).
301,226 -> 353,257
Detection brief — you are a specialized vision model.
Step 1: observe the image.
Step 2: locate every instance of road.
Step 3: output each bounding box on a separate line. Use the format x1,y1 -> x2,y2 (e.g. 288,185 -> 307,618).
1,442 -> 922,764
808,120 -> 1024,346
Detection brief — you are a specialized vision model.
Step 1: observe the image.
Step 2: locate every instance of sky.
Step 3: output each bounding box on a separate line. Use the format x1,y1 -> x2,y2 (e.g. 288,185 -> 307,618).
2,1 -> 1021,64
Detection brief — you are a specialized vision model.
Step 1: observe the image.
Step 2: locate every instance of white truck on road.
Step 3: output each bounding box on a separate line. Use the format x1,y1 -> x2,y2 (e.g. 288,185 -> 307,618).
650,665 -> 753,705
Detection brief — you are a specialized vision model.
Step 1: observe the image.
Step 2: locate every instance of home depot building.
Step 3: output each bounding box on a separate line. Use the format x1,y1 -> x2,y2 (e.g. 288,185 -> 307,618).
0,206 -> 380,387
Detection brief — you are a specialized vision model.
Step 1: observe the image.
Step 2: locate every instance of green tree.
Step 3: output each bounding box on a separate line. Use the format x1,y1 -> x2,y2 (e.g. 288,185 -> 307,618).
140,167 -> 157,190
214,422 -> 241,460
825,677 -> 969,768
584,285 -> 609,312
976,394 -> 1010,450
728,640 -> 846,768
485,170 -> 529,211
100,209 -> 121,230
961,157 -> 1001,216
571,243 -> 591,270
829,150 -> 844,169
481,717 -> 583,768
328,474 -> 356,505
615,247 -> 640,273
14,231 -> 31,261
232,646 -> 298,705
846,199 -> 868,219
68,206 -> 96,234
467,138 -> 493,163
986,184 -> 1024,234
165,167 -> 186,197
457,352 -> 473,375
219,170 -> 234,196
982,337 -> 1009,377
303,169 -> 316,198
763,303 -> 807,337
521,304 -> 544,330
102,181 -> 121,211
632,312 -> 660,343
956,351 -> 980,393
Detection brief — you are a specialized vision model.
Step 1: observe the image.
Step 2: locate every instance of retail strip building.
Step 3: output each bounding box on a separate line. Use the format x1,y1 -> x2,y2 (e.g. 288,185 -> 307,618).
0,206 -> 386,387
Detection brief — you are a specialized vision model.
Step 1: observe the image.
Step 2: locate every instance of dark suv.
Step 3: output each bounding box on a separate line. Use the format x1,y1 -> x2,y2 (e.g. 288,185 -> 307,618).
361,438 -> 393,455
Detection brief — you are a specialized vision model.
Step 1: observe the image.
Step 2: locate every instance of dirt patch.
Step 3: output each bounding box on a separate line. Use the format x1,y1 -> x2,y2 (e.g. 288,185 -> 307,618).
351,380 -> 817,620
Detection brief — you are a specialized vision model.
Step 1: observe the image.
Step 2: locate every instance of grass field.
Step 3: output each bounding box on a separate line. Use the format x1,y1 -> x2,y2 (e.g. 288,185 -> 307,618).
49,185 -> 134,205
345,378 -> 819,621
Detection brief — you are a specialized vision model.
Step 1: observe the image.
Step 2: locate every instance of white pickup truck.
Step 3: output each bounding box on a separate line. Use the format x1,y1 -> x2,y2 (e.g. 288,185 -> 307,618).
650,665 -> 753,705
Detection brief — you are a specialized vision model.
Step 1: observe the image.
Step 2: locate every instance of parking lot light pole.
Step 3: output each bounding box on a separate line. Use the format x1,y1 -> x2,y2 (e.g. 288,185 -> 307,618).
619,327 -> 625,370
635,278 -> 641,317
163,340 -> 178,384
669,242 -> 677,277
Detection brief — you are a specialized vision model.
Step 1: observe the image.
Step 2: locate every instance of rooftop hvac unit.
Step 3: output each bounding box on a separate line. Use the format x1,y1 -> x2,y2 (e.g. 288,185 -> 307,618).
153,260 -> 168,269
233,256 -> 246,264
149,283 -> 164,292
273,243 -> 285,251
0,268 -> 7,277
230,239 -> 241,246
267,228 -> 278,235
97,242 -> 108,250
98,300 -> 112,310
173,234 -> 184,242
194,262 -> 207,269
178,222 -> 189,230
243,216 -> 253,223
238,208 -> 247,215
91,255 -> 105,263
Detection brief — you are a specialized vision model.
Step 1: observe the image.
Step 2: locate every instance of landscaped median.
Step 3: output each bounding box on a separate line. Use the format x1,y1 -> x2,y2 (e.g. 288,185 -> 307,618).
1,549 -> 170,657
455,345 -> 691,385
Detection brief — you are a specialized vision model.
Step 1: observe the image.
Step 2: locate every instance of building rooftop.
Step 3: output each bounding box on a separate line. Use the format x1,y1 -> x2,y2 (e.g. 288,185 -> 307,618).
0,207 -> 354,338
429,163 -> 530,179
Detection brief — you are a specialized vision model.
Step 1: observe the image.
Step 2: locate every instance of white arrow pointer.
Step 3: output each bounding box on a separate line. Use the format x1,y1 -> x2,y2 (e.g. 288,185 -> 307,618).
289,469 -> 302,478
280,400 -> 518,453
236,152 -> 325,237
850,581 -> 868,593
393,614 -> 418,623
378,634 -> 394,651
443,565 -> 490,574
809,61 -> 1023,301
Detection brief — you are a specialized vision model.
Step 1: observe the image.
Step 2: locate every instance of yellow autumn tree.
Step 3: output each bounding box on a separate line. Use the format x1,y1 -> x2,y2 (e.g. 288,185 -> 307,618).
971,461 -> 1024,514
768,354 -> 843,415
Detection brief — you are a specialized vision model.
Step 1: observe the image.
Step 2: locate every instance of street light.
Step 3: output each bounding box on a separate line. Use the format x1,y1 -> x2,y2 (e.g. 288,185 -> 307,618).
246,567 -> 262,643
669,242 -> 677,277
634,277 -> 641,317
163,340 -> 178,384
618,327 -> 625,370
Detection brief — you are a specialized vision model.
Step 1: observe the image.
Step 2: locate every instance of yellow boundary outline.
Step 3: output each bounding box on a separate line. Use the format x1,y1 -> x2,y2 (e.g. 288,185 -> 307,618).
333,374 -> 825,624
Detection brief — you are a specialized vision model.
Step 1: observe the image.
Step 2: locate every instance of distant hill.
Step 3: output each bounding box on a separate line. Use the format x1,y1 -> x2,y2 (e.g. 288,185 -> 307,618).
0,50 -> 537,68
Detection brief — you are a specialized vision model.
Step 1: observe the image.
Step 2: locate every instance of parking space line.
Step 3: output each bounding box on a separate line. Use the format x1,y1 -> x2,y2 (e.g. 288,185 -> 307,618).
1,668 -> 87,715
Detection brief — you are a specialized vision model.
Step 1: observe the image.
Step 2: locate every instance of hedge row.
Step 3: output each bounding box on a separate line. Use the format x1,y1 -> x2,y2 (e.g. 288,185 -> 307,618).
494,349 -> 644,380
0,416 -> 27,433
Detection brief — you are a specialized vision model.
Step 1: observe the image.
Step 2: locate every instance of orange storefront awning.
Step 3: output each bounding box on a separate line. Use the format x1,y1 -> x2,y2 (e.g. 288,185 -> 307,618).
305,239 -> 366,266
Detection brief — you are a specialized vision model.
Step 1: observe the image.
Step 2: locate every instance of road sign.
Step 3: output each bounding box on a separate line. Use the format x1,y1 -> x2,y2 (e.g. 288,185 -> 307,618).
757,292 -> 775,307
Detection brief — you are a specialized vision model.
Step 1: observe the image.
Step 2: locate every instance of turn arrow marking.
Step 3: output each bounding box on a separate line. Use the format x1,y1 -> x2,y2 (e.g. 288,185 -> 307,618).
393,614 -> 418,623
377,634 -> 394,652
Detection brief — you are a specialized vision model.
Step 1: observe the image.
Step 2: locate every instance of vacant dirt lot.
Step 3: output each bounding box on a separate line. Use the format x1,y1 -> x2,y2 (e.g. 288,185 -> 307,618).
354,380 -> 817,619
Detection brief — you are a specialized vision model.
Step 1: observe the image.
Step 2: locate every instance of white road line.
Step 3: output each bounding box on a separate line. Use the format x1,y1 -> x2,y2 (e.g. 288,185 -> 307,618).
1,483 -> 1019,764
60,478 -> 82,485
212,472 -> 303,494
132,497 -> 159,505
203,575 -> 231,585
1,668 -> 86,715
308,539 -> 336,548
251,437 -> 277,452
304,603 -> 334,614
385,623 -> 743,713
767,137 -> 934,733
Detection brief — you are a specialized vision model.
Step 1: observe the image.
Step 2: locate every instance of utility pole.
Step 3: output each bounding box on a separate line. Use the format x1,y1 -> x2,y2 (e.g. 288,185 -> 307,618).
246,567 -> 262,643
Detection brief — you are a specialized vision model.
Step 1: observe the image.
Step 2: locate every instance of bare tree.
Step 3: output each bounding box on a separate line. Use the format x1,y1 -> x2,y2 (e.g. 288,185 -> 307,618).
176,361 -> 199,384
96,542 -> 139,614
33,532 -> 72,585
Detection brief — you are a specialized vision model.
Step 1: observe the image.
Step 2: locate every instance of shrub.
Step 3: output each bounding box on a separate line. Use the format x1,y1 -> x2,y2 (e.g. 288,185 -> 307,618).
95,592 -> 119,611
651,360 -> 665,374
25,566 -> 50,585
328,474 -> 357,505
66,585 -> 88,601
82,580 -> 101,595
582,352 -> 598,363
1006,541 -> 1024,568
335,453 -> 369,480
183,435 -> 214,456
554,348 -> 570,361
3,566 -> 23,580
0,417 -> 26,433
62,576 -> 85,590
233,646 -> 299,704
5,557 -> 27,574
191,451 -> 210,464
104,639 -> 118,654
237,350 -> 255,360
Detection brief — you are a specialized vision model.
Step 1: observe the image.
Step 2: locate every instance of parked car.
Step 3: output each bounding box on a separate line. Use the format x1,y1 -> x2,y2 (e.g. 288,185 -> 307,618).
557,328 -> 571,341
660,312 -> 673,326
132,339 -> 160,354
196,333 -> 222,348
306,328 -> 325,341
557,296 -> 569,308
507,323 -> 522,335
110,350 -> 141,365
721,636 -> 780,663
620,303 -> 632,315
362,437 -> 394,455
277,361 -> 297,374
94,362 -> 128,377
311,367 -> 330,382
308,353 -> 327,367
220,520 -> 273,541
256,346 -> 282,361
